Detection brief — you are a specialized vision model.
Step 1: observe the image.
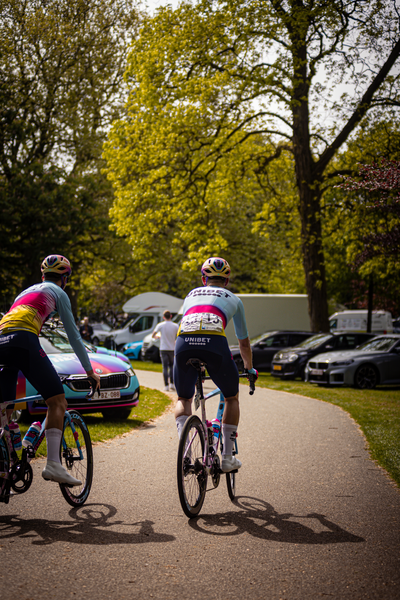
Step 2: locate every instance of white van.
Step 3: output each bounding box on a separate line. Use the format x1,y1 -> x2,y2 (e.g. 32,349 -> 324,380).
106,292 -> 183,350
329,310 -> 393,334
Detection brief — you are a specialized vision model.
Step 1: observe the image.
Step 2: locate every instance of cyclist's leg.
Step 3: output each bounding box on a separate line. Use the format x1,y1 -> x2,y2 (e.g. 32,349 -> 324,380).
173,340 -> 199,436
8,333 -> 81,486
206,341 -> 242,472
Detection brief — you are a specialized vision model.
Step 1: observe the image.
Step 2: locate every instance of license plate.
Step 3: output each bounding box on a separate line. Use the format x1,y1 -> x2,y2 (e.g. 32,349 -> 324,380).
99,390 -> 121,400
310,369 -> 324,376
273,365 -> 282,371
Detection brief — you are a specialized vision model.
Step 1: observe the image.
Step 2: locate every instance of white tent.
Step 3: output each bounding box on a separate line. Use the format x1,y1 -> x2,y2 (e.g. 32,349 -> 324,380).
122,292 -> 183,315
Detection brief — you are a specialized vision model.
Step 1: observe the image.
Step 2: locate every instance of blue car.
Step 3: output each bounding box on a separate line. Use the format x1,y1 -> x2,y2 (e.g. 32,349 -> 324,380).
122,341 -> 144,360
15,326 -> 140,421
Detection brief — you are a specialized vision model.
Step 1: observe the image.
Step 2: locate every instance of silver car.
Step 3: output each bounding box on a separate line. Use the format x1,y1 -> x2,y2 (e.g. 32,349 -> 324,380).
305,334 -> 400,389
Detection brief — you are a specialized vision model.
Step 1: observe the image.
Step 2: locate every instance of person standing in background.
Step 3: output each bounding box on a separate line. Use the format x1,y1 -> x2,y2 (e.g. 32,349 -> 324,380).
79,316 -> 93,343
152,310 -> 179,391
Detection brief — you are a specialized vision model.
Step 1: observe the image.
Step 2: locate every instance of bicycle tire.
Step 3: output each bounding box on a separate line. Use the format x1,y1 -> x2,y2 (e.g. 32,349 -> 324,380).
59,410 -> 93,507
226,471 -> 236,500
0,436 -> 10,503
177,415 -> 207,518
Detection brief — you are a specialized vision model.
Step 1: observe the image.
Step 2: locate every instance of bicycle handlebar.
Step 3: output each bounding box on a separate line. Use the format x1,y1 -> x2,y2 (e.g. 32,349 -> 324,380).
60,375 -> 100,400
86,377 -> 100,400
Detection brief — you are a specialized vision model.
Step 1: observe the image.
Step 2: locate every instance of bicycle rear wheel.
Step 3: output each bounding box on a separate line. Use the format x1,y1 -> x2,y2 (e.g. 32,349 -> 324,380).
226,471 -> 236,500
177,415 -> 207,518
59,411 -> 93,507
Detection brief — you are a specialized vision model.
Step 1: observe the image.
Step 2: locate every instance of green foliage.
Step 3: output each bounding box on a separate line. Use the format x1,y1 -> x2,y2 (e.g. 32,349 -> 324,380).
104,0 -> 400,329
0,0 -> 138,310
323,116 -> 400,314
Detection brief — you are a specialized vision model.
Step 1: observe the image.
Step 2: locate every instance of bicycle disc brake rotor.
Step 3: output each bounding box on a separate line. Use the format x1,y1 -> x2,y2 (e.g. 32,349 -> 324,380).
11,461 -> 33,493
211,455 -> 220,488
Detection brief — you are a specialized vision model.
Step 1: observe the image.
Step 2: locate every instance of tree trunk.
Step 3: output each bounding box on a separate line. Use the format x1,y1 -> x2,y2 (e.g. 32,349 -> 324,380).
297,184 -> 330,332
291,38 -> 330,333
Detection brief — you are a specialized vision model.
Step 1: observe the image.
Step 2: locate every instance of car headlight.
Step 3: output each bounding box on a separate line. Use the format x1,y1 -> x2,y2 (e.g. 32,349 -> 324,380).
332,359 -> 354,366
126,367 -> 135,377
287,353 -> 299,362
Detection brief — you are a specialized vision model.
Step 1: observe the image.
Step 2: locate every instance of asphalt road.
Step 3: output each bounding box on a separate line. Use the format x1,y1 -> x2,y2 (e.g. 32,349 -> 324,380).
1,370 -> 399,600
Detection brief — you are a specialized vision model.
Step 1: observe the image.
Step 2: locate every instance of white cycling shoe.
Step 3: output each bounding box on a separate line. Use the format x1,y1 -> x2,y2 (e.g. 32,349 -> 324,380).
221,456 -> 242,472
42,460 -> 82,486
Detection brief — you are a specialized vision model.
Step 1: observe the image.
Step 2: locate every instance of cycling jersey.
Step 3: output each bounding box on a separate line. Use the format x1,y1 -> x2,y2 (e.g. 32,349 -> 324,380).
174,285 -> 249,399
178,286 -> 248,339
0,282 -> 91,372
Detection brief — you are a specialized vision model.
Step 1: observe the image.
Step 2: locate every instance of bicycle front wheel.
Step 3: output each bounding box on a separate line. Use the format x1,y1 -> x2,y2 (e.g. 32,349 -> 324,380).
0,436 -> 10,503
59,411 -> 93,507
177,415 -> 207,518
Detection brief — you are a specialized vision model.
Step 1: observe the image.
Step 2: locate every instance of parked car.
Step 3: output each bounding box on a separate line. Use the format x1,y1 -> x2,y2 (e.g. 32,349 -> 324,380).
15,325 -> 140,421
230,331 -> 314,372
91,322 -> 112,346
94,345 -> 131,366
122,341 -> 144,360
140,332 -> 161,362
393,318 -> 400,334
140,313 -> 182,362
271,332 -> 375,380
305,334 -> 400,389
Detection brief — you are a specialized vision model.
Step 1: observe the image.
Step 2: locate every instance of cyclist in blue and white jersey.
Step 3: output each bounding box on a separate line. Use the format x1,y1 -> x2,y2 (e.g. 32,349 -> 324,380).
173,257 -> 257,472
0,255 -> 100,486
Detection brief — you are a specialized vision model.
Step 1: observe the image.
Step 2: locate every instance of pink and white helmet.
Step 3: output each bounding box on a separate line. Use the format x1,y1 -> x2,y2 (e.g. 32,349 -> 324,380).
201,257 -> 231,279
41,255 -> 72,277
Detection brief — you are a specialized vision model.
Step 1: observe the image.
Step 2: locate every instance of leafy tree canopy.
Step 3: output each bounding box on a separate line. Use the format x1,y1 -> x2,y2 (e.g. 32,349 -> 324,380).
0,0 -> 138,311
323,115 -> 400,315
105,0 -> 400,330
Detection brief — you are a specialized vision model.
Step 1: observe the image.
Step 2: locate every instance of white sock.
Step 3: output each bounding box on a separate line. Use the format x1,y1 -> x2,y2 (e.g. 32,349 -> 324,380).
222,424 -> 237,457
176,415 -> 189,439
45,428 -> 62,463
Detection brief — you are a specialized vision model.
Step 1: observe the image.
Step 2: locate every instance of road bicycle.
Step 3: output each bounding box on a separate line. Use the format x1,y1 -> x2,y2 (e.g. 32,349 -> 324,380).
177,359 -> 256,518
0,374 -> 96,507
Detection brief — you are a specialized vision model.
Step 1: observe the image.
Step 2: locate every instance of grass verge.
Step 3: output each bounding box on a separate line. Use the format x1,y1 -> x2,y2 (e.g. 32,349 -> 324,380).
256,373 -> 400,488
130,359 -> 163,373
18,386 -> 171,459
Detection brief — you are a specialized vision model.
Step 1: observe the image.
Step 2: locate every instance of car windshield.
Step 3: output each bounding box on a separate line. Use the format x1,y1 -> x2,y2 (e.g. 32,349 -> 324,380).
355,337 -> 399,352
250,332 -> 276,344
293,333 -> 332,349
40,328 -> 94,354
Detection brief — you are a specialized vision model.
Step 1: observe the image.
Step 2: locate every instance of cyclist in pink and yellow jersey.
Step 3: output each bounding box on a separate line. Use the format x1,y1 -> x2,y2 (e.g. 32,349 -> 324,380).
0,255 -> 100,486
173,257 -> 258,472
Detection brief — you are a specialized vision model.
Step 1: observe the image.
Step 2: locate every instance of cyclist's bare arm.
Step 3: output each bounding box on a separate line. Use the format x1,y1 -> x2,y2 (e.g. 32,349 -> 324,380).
238,337 -> 253,370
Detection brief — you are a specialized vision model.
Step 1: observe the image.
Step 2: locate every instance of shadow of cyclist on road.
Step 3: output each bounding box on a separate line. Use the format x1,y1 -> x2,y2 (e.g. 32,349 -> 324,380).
0,503 -> 175,546
188,496 -> 364,544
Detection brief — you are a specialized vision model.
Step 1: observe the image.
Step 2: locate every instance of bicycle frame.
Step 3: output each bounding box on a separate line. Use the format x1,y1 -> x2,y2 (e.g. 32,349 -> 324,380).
0,394 -> 86,502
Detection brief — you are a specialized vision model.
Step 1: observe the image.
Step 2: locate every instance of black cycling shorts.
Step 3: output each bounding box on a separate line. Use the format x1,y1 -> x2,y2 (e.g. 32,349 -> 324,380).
0,330 -> 64,408
173,334 -> 239,399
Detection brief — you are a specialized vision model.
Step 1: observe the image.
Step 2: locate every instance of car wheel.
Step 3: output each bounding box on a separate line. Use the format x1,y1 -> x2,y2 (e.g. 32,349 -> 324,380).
101,407 -> 132,420
92,336 -> 100,346
145,347 -> 160,363
354,364 -> 379,389
234,357 -> 244,373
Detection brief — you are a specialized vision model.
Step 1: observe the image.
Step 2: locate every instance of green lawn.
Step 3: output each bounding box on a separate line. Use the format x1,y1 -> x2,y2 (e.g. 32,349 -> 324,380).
18,386 -> 171,458
256,373 -> 400,488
